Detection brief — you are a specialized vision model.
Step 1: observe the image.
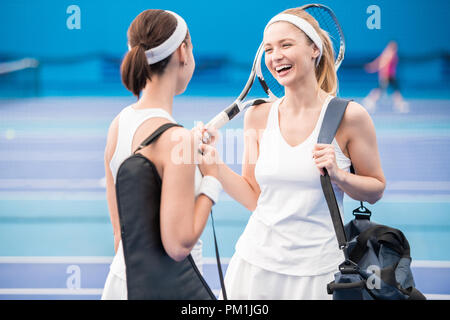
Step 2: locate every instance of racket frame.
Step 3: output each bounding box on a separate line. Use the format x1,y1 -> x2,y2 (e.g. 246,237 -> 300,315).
204,4 -> 346,137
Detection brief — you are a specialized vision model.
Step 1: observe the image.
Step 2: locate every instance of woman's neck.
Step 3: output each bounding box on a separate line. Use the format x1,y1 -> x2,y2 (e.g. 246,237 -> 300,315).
134,73 -> 177,115
282,72 -> 326,113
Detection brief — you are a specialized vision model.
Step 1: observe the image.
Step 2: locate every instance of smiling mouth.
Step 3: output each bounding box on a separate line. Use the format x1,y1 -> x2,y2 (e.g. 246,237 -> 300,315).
275,64 -> 293,76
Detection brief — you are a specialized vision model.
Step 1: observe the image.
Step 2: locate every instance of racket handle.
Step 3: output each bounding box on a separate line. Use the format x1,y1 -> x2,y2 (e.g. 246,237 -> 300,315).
207,111 -> 230,130
202,99 -> 269,143
202,111 -> 229,144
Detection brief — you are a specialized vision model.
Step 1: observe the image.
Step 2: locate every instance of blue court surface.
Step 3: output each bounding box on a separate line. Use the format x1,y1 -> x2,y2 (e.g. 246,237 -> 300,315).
0,96 -> 449,299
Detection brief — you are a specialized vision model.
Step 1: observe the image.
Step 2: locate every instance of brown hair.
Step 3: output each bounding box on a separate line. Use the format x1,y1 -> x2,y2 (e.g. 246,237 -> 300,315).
282,8 -> 337,95
120,10 -> 190,97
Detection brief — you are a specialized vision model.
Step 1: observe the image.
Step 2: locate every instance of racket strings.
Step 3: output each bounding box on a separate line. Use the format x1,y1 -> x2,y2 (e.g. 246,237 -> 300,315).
304,7 -> 343,64
255,5 -> 344,101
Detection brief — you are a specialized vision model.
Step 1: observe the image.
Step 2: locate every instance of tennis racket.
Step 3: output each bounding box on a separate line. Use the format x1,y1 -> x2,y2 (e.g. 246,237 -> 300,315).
203,3 -> 345,142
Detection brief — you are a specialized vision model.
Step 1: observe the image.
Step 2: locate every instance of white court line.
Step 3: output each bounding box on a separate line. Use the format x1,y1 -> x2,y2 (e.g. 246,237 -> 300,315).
203,257 -> 231,265
424,294 -> 450,300
1,257 -> 449,269
1,190 -> 450,203
387,181 -> 450,191
0,289 -> 447,300
0,256 -> 224,265
0,288 -> 103,295
0,258 -> 448,299
2,179 -> 450,195
0,191 -> 107,201
0,179 -> 105,189
373,193 -> 450,203
411,260 -> 450,268
0,151 -> 104,162
0,256 -> 113,264
2,191 -> 450,203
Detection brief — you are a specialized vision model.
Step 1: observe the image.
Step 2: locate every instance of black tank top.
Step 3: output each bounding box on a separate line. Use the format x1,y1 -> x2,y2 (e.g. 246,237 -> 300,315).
115,123 -> 215,299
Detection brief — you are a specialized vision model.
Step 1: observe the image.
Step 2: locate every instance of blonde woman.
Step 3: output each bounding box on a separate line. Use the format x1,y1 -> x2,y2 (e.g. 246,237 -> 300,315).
199,7 -> 386,299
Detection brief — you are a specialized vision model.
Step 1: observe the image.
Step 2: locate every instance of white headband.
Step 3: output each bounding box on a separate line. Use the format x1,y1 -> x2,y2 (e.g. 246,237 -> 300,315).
265,13 -> 323,66
128,10 -> 188,65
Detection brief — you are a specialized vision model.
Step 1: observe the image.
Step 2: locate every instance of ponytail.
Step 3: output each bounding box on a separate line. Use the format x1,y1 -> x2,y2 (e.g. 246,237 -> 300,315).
282,8 -> 338,96
315,29 -> 337,95
121,45 -> 152,98
120,9 -> 188,98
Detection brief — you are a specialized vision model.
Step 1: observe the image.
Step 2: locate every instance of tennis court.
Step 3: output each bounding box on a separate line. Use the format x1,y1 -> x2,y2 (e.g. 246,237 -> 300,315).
0,96 -> 449,299
1,0 -> 449,300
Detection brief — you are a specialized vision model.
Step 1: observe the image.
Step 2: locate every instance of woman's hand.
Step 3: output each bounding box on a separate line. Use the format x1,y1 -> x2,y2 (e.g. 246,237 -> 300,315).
312,143 -> 343,182
198,143 -> 220,178
192,121 -> 219,146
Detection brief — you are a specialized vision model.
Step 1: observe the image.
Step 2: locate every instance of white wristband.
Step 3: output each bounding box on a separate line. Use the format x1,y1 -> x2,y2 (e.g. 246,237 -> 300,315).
199,176 -> 222,205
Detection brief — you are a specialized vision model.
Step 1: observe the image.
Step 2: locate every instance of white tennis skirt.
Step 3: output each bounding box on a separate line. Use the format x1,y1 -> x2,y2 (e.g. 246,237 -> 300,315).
221,254 -> 336,300
101,240 -> 204,300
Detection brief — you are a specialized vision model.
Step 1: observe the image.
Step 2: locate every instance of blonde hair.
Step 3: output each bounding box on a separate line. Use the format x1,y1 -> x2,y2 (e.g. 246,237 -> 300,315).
282,8 -> 337,95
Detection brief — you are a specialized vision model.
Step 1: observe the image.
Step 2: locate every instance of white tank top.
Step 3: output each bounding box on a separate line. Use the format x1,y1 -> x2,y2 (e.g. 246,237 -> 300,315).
110,106 -> 173,183
235,96 -> 351,276
108,105 -> 203,280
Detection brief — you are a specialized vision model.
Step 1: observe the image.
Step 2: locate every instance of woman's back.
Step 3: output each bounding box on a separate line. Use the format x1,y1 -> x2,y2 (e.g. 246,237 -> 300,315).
103,8 -> 222,300
104,105 -> 204,289
115,123 -> 214,299
109,106 -> 176,183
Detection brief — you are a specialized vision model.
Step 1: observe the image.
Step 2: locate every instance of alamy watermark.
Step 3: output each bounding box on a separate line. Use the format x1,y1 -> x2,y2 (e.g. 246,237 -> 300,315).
366,265 -> 381,289
167,127 -> 279,169
66,264 -> 81,289
66,5 -> 81,30
366,5 -> 381,30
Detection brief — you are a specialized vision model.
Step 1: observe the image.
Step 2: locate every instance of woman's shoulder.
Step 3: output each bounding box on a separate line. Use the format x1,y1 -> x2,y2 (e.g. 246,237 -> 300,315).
155,124 -> 194,155
141,122 -> 189,147
105,114 -> 120,162
106,105 -> 132,139
244,101 -> 274,130
343,100 -> 373,126
339,100 -> 376,139
134,122 -> 192,171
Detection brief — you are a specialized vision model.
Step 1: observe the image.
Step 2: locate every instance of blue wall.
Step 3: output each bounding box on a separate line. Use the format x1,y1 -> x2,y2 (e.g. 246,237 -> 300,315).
1,0 -> 448,57
0,0 -> 449,96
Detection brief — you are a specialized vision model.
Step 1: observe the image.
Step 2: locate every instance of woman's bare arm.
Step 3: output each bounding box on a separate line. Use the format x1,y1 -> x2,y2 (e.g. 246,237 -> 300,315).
104,116 -> 121,253
314,102 -> 386,204
158,127 -> 215,262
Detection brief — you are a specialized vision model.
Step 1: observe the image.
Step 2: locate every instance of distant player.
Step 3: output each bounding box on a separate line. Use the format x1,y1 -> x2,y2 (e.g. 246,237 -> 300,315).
363,41 -> 409,113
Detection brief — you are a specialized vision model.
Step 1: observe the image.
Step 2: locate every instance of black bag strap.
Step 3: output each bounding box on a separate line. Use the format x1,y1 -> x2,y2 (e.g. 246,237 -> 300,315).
210,210 -> 227,300
133,121 -> 228,299
133,122 -> 183,154
406,287 -> 427,300
318,97 -> 352,250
